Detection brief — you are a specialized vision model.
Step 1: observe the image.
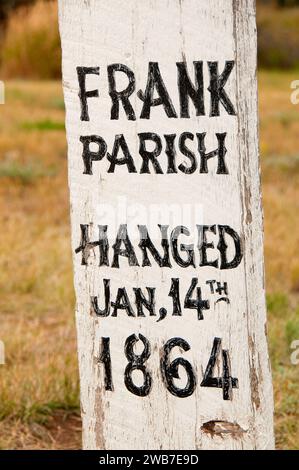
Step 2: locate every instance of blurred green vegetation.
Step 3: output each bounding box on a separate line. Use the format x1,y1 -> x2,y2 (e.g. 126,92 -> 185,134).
0,160 -> 57,184
21,119 -> 64,131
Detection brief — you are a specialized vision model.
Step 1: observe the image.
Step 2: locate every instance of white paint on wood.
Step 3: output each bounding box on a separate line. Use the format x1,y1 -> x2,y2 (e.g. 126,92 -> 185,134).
59,0 -> 274,450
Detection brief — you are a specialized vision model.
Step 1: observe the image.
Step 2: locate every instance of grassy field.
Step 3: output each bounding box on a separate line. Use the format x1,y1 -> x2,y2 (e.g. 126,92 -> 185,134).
0,72 -> 299,449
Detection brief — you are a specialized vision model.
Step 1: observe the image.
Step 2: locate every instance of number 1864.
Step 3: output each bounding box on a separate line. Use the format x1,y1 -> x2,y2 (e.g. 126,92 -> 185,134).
99,335 -> 238,400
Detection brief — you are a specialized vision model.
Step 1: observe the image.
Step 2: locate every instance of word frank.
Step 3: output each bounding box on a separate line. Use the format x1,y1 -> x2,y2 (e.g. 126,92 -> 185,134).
77,61 -> 236,121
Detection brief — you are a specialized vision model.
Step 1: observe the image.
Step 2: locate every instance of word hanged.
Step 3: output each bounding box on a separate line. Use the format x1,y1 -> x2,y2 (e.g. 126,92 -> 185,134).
75,224 -> 243,270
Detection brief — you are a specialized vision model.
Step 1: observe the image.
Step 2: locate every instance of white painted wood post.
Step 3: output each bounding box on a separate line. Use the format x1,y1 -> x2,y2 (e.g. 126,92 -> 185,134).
59,0 -> 274,450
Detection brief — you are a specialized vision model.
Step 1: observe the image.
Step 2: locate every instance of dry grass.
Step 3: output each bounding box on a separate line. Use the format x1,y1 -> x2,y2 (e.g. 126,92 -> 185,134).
259,72 -> 299,293
0,413 -> 81,450
258,71 -> 299,449
0,81 -> 79,449
0,73 -> 299,449
0,1 -> 61,79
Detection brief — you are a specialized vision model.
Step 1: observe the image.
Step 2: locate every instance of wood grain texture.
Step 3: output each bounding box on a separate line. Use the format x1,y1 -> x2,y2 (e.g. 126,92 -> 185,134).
58,0 -> 274,449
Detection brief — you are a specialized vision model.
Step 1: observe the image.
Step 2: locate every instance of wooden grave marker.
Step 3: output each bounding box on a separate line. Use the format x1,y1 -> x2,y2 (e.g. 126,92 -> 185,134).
59,0 -> 274,450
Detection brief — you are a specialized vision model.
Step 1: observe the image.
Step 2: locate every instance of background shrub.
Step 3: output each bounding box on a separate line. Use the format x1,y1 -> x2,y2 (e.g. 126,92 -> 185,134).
0,0 -> 61,79
257,4 -> 299,69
